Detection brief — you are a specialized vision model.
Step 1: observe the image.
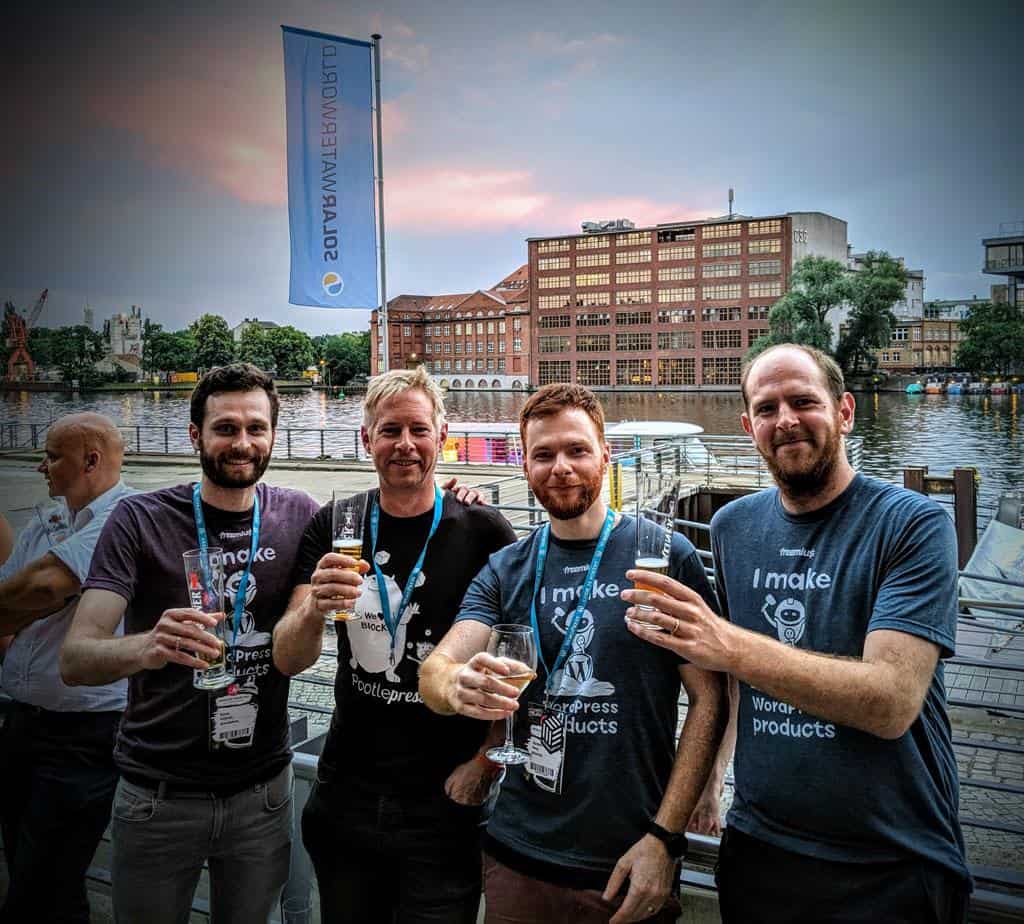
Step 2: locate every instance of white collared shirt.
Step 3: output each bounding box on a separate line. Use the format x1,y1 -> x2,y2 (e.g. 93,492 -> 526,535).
1,481 -> 135,711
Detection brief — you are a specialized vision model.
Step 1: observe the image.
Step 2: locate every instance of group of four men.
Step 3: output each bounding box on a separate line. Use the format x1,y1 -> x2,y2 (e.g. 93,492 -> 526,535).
0,343 -> 970,923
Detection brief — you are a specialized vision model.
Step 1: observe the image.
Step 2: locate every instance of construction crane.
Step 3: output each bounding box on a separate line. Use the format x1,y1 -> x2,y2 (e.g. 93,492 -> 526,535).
4,288 -> 48,381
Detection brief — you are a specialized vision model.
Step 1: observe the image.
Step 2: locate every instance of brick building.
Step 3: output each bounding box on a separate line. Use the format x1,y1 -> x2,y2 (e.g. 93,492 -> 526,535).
369,266 -> 532,390
528,212 -> 847,390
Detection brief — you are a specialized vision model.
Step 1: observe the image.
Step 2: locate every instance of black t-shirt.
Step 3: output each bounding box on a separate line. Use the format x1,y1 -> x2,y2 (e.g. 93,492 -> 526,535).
293,489 -> 517,796
84,483 -> 320,787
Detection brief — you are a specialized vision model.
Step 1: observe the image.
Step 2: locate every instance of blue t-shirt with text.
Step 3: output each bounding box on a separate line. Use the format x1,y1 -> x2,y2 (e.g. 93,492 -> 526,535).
711,474 -> 969,883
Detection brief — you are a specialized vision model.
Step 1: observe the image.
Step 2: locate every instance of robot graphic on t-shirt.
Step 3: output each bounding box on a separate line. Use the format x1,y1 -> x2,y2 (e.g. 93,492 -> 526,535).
761,594 -> 806,646
548,605 -> 615,697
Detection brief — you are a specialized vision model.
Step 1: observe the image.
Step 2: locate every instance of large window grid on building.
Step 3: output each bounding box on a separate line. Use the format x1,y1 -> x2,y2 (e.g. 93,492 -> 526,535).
749,238 -> 782,254
747,328 -> 769,346
616,290 -> 652,305
538,256 -> 571,271
576,273 -> 610,287
537,238 -> 570,254
616,249 -> 652,265
658,357 -> 696,385
576,253 -> 610,267
575,292 -> 612,307
657,228 -> 696,243
748,260 -> 782,276
747,305 -> 770,320
616,311 -> 652,326
577,312 -> 611,327
538,275 -> 570,289
703,262 -> 742,279
577,235 -> 610,250
748,220 -> 782,235
616,270 -> 652,285
577,334 -> 611,352
614,231 -> 650,247
577,360 -> 611,387
703,284 -> 742,300
658,266 -> 695,281
749,281 -> 783,298
658,244 -> 696,261
538,315 -> 571,329
538,336 -> 568,353
616,332 -> 653,351
702,357 -> 742,385
659,308 -> 696,323
658,331 -> 695,350
702,223 -> 741,239
703,242 -> 742,258
658,287 -> 697,303
702,306 -> 742,322
701,329 -> 742,349
539,360 -> 570,385
617,358 -> 652,385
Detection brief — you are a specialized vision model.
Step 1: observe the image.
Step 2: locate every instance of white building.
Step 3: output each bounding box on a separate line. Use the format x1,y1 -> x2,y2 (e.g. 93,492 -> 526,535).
231,318 -> 280,344
104,305 -> 144,358
827,251 -> 926,345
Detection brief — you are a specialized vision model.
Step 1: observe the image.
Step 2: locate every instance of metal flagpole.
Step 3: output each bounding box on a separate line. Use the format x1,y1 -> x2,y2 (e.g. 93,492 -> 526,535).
372,33 -> 388,374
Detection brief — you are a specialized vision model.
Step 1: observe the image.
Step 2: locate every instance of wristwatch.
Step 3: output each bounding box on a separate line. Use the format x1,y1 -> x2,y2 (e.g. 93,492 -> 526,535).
647,820 -> 688,859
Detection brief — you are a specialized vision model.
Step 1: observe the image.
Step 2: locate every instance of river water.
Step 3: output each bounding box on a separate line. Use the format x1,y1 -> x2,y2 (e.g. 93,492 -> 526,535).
3,389 -> 1021,512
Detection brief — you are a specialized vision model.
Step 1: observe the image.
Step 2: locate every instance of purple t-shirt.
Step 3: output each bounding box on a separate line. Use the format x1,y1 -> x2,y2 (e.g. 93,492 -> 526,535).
84,482 -> 319,787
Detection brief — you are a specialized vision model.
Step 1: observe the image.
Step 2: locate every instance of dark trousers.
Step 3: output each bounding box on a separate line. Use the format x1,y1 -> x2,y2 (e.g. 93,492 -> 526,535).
0,702 -> 120,924
716,827 -> 970,924
302,771 -> 482,924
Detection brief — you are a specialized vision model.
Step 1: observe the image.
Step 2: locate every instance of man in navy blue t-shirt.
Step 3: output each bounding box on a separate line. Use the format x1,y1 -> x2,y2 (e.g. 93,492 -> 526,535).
625,344 -> 971,923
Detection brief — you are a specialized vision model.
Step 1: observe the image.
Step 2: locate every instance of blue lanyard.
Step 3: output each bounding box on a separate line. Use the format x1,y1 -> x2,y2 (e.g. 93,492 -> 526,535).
370,486 -> 444,664
191,483 -> 261,653
529,507 -> 616,699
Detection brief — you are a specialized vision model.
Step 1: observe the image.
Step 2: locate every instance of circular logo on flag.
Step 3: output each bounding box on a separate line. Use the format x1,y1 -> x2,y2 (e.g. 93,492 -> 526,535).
322,272 -> 344,297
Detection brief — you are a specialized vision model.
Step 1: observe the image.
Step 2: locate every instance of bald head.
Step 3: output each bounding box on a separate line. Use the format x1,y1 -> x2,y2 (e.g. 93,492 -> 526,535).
40,412 -> 124,511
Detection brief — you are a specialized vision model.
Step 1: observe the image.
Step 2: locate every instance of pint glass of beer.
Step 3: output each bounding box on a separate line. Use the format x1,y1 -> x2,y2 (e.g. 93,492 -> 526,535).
630,474 -> 680,631
327,492 -> 368,623
182,547 -> 235,690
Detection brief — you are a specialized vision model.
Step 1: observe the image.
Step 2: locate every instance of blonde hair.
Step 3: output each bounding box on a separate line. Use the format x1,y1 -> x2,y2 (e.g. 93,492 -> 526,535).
362,366 -> 446,433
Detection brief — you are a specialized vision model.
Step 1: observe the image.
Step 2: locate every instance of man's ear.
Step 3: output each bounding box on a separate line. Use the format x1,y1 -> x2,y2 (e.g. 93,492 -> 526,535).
188,422 -> 201,453
360,426 -> 371,453
84,450 -> 100,472
741,413 -> 753,437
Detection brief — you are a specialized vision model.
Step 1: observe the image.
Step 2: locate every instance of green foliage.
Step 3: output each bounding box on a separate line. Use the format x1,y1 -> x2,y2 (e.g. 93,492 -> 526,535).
49,326 -> 106,385
189,314 -> 235,371
27,327 -> 56,367
317,331 -> 371,384
236,325 -> 276,371
265,326 -> 315,379
835,251 -> 907,374
144,329 -> 197,374
955,302 -> 1024,376
750,256 -> 853,359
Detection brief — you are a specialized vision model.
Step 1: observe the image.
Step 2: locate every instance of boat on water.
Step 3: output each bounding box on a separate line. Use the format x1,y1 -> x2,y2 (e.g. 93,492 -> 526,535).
947,382 -> 964,395
967,381 -> 990,395
906,382 -> 925,394
990,381 -> 1012,395
924,380 -> 945,394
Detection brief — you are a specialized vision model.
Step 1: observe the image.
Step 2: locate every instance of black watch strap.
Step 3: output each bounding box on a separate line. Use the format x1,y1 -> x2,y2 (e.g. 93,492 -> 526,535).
647,820 -> 688,859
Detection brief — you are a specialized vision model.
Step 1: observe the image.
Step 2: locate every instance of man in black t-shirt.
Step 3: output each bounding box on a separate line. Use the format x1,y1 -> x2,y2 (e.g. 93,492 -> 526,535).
62,364 -> 319,924
274,365 -> 516,924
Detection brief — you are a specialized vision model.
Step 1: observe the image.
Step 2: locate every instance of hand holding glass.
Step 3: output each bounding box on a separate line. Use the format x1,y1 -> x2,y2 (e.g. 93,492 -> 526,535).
328,492 -> 368,623
630,475 -> 680,631
485,625 -> 538,766
182,548 -> 234,690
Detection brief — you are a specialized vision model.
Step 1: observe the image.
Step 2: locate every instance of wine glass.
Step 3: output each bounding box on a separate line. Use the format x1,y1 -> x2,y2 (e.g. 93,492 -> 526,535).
484,624 -> 538,766
630,473 -> 680,631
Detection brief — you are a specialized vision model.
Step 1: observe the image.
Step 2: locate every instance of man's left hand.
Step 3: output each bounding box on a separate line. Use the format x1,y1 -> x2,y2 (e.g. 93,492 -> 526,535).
444,756 -> 500,806
602,834 -> 675,924
442,477 -> 486,507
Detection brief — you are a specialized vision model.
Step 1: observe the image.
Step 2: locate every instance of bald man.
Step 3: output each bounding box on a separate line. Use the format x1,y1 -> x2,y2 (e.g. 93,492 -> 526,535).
0,412 -> 134,924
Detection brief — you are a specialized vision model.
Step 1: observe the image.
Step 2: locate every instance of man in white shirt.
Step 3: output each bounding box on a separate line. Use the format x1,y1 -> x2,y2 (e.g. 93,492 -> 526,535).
0,412 -> 132,924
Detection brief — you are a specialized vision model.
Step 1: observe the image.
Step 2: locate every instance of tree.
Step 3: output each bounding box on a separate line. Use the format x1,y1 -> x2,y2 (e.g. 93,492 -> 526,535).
237,325 -> 276,372
49,325 -> 106,385
144,329 -> 197,374
263,326 -> 315,379
750,256 -> 854,358
190,314 -> 235,371
319,331 -> 371,384
834,251 -> 907,375
955,301 -> 1024,376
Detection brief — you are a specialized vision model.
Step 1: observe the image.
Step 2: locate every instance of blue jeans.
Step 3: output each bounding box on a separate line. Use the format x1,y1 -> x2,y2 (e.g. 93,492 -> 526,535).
303,770 -> 482,924
0,704 -> 120,924
110,764 -> 293,924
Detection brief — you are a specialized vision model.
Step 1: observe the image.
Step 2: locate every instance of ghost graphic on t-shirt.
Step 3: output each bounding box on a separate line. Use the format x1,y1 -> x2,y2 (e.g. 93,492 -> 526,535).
548,605 -> 615,697
349,553 -> 421,683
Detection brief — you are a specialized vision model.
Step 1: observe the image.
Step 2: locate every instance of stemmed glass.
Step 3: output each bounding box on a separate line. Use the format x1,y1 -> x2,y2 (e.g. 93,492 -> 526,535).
484,624 -> 538,766
327,492 -> 368,623
630,473 -> 680,631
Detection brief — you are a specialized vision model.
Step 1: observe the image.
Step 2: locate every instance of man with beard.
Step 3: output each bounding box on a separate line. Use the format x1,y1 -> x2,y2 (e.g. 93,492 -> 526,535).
61,364 -> 320,924
274,365 -> 517,924
420,383 -> 726,924
625,344 -> 971,923
0,413 -> 131,924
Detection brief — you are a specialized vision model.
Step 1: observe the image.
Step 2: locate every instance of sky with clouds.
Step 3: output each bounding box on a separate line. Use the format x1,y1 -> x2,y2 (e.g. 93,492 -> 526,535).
2,0 -> 1020,336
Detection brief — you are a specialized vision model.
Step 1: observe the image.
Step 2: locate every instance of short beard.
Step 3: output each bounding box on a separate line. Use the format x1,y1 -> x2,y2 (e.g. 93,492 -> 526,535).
199,447 -> 270,489
764,428 -> 842,499
532,479 -> 601,521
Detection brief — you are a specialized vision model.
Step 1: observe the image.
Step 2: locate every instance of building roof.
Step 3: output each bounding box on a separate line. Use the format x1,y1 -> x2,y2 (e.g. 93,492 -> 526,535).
379,267 -> 530,317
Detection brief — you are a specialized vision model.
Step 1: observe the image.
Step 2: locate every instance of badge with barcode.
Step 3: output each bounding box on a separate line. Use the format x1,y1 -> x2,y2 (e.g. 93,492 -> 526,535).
208,680 -> 259,750
526,701 -> 567,795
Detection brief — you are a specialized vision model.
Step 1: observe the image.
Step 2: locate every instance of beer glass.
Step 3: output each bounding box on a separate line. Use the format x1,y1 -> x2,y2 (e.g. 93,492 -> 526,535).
485,624 -> 538,766
630,473 -> 680,631
327,491 -> 368,623
182,547 -> 235,690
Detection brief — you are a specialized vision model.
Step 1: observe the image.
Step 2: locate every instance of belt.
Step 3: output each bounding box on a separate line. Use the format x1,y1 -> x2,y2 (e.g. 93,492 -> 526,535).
121,769 -> 274,800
